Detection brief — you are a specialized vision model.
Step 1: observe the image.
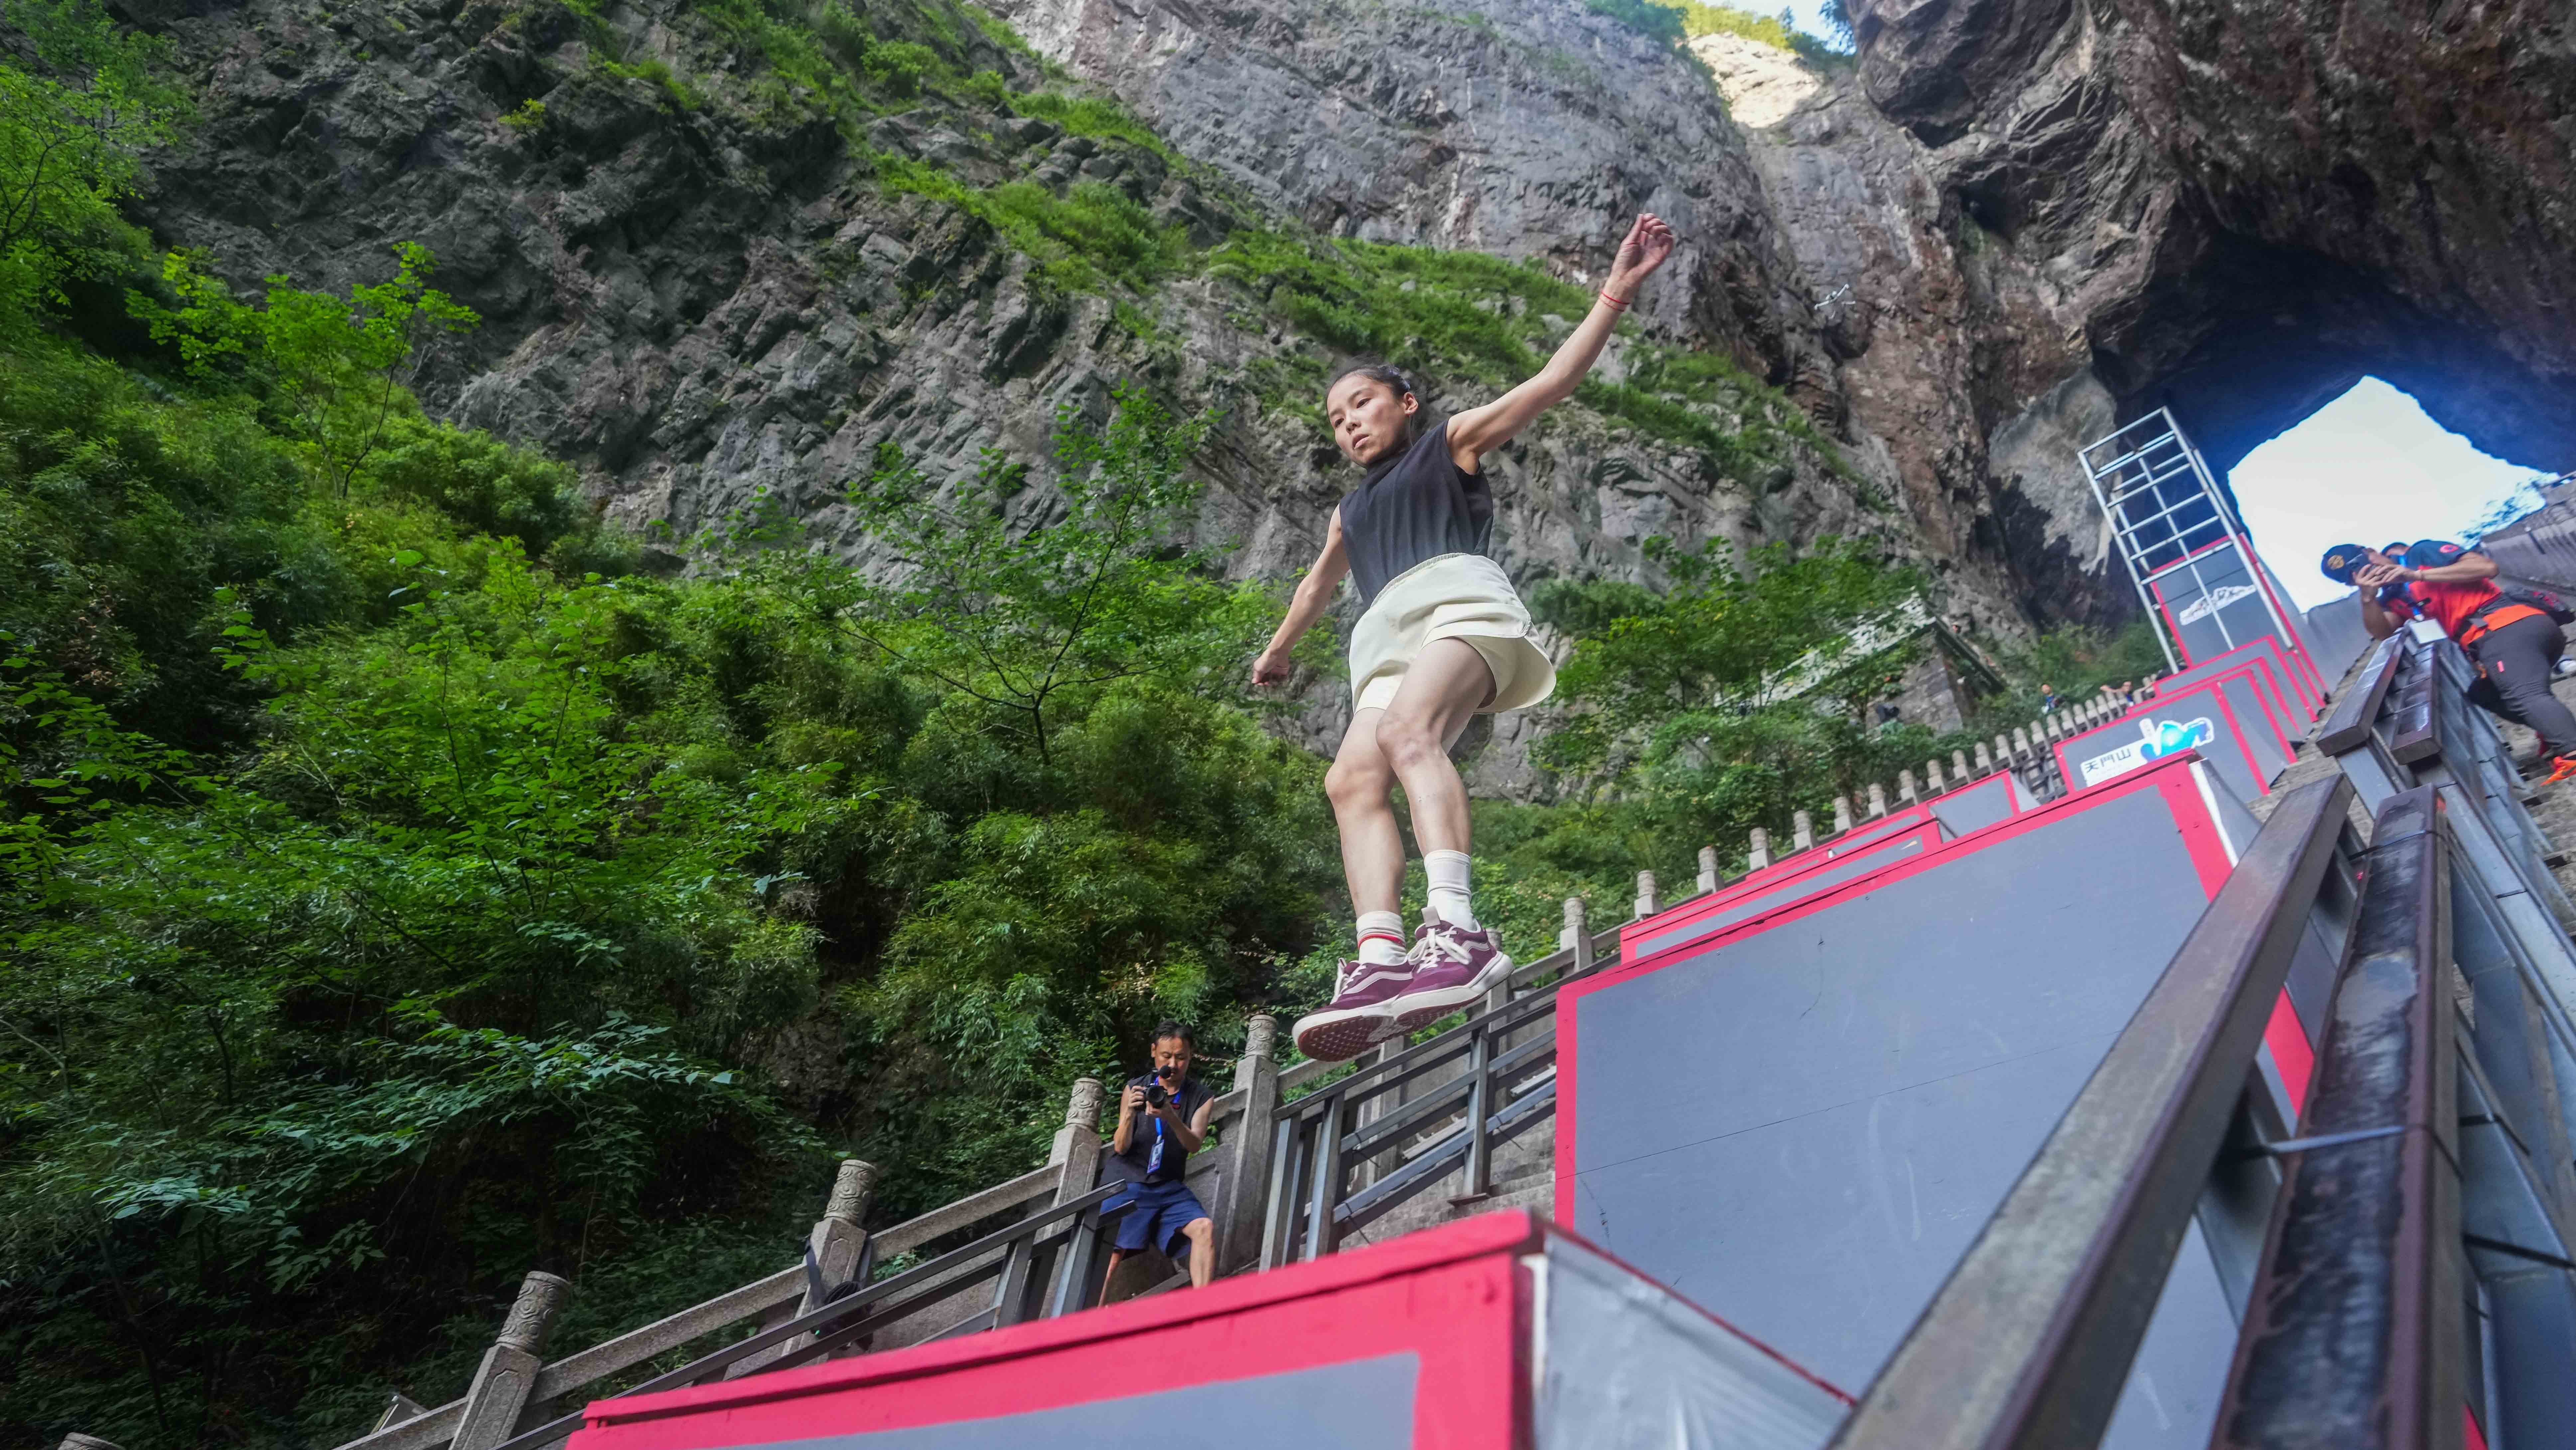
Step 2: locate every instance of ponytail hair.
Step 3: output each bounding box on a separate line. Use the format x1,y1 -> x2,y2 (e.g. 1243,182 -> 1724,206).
1325,361 -> 1440,454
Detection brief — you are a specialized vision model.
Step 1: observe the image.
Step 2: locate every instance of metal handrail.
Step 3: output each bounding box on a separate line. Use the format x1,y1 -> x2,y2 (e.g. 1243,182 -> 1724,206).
1829,773 -> 2355,1449
2209,786 -> 2456,1448
489,1181 -> 1129,1450
2315,634 -> 2403,754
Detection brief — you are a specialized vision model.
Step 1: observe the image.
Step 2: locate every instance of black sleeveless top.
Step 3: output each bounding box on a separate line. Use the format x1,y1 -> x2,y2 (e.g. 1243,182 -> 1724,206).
1337,421 -> 1493,609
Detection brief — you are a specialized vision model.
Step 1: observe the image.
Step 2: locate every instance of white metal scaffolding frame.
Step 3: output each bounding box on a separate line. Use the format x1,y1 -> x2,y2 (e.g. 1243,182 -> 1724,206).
2077,407 -> 2302,676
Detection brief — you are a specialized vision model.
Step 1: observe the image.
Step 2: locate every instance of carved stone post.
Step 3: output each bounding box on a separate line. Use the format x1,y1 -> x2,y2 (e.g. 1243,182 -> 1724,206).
1050,1077 -> 1107,1205
1924,759 -> 1944,793
808,1160 -> 875,1301
1633,870 -> 1660,920
734,1157 -> 879,1374
1746,828 -> 1771,871
1952,749 -> 1972,782
1867,782 -> 1888,818
1217,1014 -> 1278,1273
2012,726 -> 2032,761
1792,810 -> 1814,851
1832,795 -> 1854,833
452,1270 -> 571,1450
1897,769 -> 1918,805
1975,740 -> 1994,774
1697,845 -> 1721,893
1559,896 -> 1587,954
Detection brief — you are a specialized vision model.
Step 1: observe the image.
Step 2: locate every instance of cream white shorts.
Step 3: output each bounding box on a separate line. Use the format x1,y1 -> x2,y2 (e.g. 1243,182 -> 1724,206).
1350,553 -> 1556,715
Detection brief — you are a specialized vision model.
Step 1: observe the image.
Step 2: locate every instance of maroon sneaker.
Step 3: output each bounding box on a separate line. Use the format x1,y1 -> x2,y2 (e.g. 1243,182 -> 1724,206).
1384,921 -> 1514,1033
1292,955 -> 1417,1062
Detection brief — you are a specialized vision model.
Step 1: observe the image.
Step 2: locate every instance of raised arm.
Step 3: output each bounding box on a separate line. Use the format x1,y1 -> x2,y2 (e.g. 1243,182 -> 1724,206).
2401,548 -> 2499,585
1252,508 -> 1352,687
1446,212 -> 1676,471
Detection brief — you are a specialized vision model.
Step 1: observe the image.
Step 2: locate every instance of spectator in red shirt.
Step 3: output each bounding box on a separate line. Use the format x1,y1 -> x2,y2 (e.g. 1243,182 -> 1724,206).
2322,540 -> 2576,783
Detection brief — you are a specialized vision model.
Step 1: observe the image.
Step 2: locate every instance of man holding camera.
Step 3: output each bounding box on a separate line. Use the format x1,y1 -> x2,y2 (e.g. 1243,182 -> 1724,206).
1104,1021 -> 1219,1293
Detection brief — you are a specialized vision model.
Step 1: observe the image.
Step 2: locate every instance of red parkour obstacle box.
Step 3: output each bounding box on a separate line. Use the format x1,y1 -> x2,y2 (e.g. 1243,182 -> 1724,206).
2149,635 -> 2318,729
2055,672 -> 2292,806
1560,753 -> 2338,1448
558,1210 -> 1852,1450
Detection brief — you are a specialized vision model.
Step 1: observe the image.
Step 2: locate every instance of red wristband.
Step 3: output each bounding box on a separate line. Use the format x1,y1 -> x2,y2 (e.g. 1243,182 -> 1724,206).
1599,289 -> 1633,310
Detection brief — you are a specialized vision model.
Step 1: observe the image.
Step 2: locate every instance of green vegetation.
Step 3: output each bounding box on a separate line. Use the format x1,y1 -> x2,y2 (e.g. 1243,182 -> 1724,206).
882,164 -> 1190,291
1585,0 -> 1687,46
1531,539 -> 1972,824
1667,0 -> 1798,51
0,1 -> 1931,1444
1980,620 -> 2170,725
0,323 -> 1339,1444
0,0 -> 186,341
1589,0 -> 1857,63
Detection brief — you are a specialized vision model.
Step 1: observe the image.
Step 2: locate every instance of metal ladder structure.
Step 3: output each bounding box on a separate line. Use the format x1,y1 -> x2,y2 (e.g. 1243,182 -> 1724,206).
2078,407 -> 2304,676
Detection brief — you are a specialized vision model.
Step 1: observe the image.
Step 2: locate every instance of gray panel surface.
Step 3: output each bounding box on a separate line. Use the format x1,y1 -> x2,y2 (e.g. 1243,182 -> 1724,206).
726,1353 -> 1420,1449
2303,593 -> 2372,680
2160,542 -> 2288,669
1927,773 -> 2020,836
1568,786 -> 2216,1388
2217,675 -> 2290,781
1637,834 -> 1932,958
2099,1219 -> 2239,1449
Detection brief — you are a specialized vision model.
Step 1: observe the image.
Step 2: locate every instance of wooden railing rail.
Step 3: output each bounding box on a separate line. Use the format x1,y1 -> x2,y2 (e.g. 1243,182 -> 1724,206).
486,1180 -> 1133,1450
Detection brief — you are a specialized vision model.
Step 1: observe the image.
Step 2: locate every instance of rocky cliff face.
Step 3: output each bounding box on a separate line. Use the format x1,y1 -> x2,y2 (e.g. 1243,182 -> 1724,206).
117,0 -> 1940,797
114,0 -> 2576,787
1844,0 -> 2576,477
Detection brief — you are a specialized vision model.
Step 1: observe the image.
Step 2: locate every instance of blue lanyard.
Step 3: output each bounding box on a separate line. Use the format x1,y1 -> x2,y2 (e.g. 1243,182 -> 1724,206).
1145,1080 -> 1175,1174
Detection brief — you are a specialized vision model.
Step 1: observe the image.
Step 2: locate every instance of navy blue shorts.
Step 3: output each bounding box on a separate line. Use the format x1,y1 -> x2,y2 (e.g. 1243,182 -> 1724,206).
1106,1179 -> 1209,1260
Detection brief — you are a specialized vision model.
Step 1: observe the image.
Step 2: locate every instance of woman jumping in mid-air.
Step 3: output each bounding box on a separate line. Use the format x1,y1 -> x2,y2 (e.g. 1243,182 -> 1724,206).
1252,210 -> 1677,1062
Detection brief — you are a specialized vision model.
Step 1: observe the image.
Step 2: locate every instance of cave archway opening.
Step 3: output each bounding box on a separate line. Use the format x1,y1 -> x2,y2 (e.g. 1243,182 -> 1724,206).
2075,235 -> 2571,637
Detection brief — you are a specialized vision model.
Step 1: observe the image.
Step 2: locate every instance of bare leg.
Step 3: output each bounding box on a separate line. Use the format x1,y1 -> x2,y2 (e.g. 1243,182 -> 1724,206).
1099,1248 -> 1126,1304
1179,1218 -> 1215,1289
1373,639 -> 1497,857
1326,707 -> 1404,917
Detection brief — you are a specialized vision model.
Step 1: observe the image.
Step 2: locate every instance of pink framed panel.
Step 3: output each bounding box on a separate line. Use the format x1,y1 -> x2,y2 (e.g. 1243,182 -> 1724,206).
2055,679 -> 2281,805
2179,659 -> 2303,762
569,1213 -> 1536,1450
1621,823 -> 1945,973
1619,818 -> 1944,963
562,1211 -> 1852,1450
2149,635 -> 2318,721
1552,755 -> 2324,1409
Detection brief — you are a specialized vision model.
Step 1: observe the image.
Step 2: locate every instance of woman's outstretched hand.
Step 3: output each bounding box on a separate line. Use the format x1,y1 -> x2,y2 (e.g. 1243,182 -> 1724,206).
1607,212 -> 1676,298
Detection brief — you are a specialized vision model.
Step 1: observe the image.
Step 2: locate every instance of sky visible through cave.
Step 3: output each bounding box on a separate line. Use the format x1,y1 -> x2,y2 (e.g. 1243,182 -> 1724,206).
2229,378 -> 2552,613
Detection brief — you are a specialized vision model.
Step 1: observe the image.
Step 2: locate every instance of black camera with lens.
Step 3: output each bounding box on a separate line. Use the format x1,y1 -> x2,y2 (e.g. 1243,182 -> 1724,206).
1141,1081 -> 1170,1110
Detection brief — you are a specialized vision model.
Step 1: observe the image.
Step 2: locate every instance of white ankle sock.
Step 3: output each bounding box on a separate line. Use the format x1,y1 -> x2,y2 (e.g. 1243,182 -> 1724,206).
1424,850 -> 1477,930
1356,910 -> 1408,967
